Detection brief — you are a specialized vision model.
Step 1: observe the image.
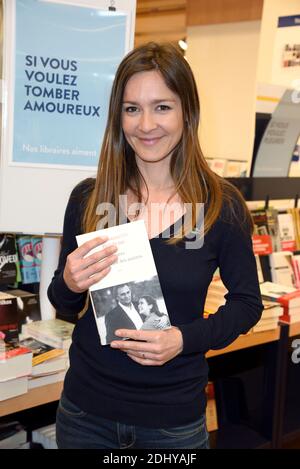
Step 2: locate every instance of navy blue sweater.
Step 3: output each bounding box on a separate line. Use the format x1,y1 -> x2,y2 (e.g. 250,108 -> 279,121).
48,179 -> 263,428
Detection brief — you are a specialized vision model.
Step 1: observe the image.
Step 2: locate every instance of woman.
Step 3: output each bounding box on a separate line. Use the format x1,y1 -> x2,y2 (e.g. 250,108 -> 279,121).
139,295 -> 171,330
48,42 -> 263,449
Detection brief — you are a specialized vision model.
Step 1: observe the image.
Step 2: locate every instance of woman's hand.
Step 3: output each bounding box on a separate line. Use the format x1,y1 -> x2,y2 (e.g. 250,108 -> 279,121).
110,326 -> 183,366
63,237 -> 118,293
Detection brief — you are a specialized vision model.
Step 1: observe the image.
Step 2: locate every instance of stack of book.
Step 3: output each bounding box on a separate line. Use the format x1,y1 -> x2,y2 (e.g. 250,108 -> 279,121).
204,277 -> 227,316
252,299 -> 283,333
260,281 -> 300,324
21,318 -> 74,350
19,336 -> 68,389
20,319 -> 73,388
0,290 -> 33,400
0,341 -> 32,401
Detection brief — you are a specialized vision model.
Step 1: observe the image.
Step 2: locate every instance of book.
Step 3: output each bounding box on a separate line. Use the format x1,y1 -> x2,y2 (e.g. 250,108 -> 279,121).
0,234 -> 19,285
31,237 -> 42,283
0,376 -> 28,401
76,220 -> 171,345
259,281 -> 298,302
0,340 -> 32,381
0,291 -> 19,344
269,252 -> 294,287
28,370 -> 66,389
16,236 -> 38,284
261,300 -> 283,319
19,336 -> 66,374
255,254 -> 264,283
277,212 -> 296,252
291,255 -> 300,289
253,318 -> 279,332
8,288 -> 41,332
21,319 -> 74,350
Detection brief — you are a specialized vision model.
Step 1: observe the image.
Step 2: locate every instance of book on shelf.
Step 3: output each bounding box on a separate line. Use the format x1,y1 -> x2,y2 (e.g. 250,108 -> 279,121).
276,290 -> 300,324
269,251 -> 294,287
0,376 -> 28,401
260,281 -> 300,324
0,340 -> 32,381
259,281 -> 298,302
8,288 -> 41,332
28,370 -> 66,389
19,336 -> 67,376
261,300 -> 283,319
76,220 -> 171,345
204,277 -> 227,313
0,233 -> 19,285
253,318 -> 279,332
291,254 -> 300,289
0,291 -> 19,344
21,318 -> 74,350
255,254 -> 264,283
287,208 -> 300,250
277,212 -> 296,252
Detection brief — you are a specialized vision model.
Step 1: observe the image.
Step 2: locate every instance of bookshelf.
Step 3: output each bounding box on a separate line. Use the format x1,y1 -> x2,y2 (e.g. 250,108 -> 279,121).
2,322 -> 299,419
216,177 -> 300,448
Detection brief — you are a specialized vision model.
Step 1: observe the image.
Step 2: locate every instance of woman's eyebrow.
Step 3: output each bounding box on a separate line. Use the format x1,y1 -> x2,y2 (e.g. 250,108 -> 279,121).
122,99 -> 176,104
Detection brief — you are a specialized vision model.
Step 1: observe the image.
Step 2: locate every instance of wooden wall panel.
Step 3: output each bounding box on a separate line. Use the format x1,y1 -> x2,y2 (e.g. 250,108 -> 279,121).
135,0 -> 187,47
187,0 -> 263,26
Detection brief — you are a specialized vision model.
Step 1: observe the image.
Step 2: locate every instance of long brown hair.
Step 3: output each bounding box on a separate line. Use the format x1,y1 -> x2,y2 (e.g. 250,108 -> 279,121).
83,42 -> 252,240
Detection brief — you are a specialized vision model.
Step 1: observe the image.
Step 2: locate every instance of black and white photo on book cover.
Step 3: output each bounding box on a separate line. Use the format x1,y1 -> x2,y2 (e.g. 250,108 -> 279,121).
76,220 -> 171,345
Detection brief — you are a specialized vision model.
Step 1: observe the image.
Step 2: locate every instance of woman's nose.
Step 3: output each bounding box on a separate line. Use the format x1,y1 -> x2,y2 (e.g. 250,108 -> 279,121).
138,111 -> 157,133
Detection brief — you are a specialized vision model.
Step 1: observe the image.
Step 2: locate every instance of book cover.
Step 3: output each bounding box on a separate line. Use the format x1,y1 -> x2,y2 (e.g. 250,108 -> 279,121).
0,291 -> 19,344
8,289 -> 41,332
19,337 -> 65,367
0,234 -> 19,285
16,236 -> 38,284
76,220 -> 171,345
32,237 -> 42,283
277,212 -> 296,251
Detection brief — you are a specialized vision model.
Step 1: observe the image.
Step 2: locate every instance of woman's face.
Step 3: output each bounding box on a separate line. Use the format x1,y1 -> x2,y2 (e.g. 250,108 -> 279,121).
138,298 -> 152,316
121,70 -> 183,164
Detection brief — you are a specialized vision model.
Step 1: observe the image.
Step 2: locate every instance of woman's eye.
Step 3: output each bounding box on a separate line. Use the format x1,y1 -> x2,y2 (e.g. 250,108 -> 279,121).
157,104 -> 171,111
124,106 -> 138,113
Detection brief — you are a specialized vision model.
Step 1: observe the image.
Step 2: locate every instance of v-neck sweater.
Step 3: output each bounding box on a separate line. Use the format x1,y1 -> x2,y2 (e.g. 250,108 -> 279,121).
48,178 -> 263,428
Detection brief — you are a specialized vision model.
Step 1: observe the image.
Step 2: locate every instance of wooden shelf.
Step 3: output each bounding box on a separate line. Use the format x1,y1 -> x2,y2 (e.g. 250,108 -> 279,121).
0,381 -> 63,418
206,327 -> 280,358
1,323 -> 298,419
289,321 -> 300,337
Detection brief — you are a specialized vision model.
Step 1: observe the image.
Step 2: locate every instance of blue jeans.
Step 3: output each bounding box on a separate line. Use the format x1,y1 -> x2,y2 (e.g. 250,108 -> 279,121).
56,393 -> 209,449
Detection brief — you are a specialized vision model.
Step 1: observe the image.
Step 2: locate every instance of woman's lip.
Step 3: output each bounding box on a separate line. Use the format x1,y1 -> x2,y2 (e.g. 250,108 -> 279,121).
138,137 -> 163,146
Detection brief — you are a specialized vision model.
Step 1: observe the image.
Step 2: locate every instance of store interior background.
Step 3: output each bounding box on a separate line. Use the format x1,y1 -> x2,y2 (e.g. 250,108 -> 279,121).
1,0 -> 300,449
